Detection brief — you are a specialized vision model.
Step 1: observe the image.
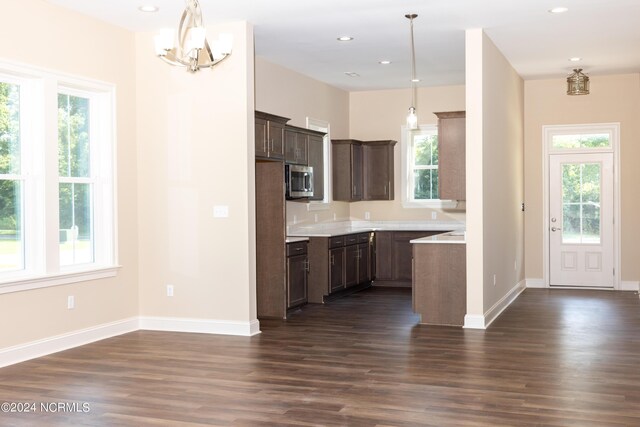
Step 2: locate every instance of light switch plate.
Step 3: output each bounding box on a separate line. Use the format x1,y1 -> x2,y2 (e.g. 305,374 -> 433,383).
213,205 -> 229,218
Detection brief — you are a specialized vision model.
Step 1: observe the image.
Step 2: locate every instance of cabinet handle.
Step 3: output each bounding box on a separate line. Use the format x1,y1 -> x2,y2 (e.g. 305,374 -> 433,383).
384,184 -> 387,195
295,247 -> 303,251
305,260 -> 310,272
331,254 -> 335,266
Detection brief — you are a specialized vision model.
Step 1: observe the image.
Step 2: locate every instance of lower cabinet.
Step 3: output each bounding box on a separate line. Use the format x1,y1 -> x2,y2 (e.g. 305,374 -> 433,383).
286,241 -> 309,309
375,231 -> 444,287
308,232 -> 374,303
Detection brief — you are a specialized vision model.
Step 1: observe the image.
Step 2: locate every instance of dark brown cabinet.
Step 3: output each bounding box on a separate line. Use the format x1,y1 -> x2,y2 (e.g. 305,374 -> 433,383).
332,140 -> 363,201
332,139 -> 396,202
363,141 -> 396,200
329,247 -> 345,293
375,231 -> 442,287
286,241 -> 309,309
255,111 -> 288,160
435,111 -> 466,201
308,232 -> 374,303
285,128 -> 308,165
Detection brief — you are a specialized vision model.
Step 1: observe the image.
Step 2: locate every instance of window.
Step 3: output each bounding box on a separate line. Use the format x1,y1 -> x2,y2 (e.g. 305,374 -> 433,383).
0,80 -> 23,273
0,62 -> 116,292
401,125 -> 455,208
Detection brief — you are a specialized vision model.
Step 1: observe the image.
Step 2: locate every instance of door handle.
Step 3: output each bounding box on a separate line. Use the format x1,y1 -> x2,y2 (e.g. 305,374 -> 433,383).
551,227 -> 562,232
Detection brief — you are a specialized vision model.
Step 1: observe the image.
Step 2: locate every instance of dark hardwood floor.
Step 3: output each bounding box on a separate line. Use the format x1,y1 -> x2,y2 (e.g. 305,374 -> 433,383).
1,288 -> 639,426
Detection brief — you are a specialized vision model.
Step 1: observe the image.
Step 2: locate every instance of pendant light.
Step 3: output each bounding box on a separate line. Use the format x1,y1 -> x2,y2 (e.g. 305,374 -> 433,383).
406,14 -> 419,130
566,69 -> 590,95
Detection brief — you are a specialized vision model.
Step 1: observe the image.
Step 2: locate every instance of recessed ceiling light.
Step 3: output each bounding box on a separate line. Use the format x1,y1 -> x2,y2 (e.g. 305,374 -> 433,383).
569,57 -> 582,62
379,60 -> 392,65
138,5 -> 159,12
345,72 -> 360,77
548,7 -> 568,14
411,78 -> 421,82
337,36 -> 354,42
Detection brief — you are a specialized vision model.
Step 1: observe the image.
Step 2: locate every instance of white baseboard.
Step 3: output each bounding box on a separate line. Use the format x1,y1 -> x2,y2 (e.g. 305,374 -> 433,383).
484,280 -> 526,328
463,280 -> 527,329
463,314 -> 486,329
139,317 -> 261,337
0,317 -> 139,368
526,278 -> 546,288
620,281 -> 640,291
0,316 -> 262,368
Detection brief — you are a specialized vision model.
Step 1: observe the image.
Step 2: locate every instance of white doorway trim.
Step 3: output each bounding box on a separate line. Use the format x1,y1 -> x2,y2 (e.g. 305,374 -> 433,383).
542,123 -> 621,289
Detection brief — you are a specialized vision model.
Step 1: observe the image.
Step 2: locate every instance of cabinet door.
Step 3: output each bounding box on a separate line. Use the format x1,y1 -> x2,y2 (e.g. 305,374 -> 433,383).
287,254 -> 308,308
351,144 -> 363,200
393,232 -> 438,282
296,132 -> 308,165
345,244 -> 359,288
375,231 -> 393,280
357,243 -> 370,283
268,121 -> 285,159
436,112 -> 466,200
364,143 -> 394,200
284,128 -> 297,163
255,118 -> 268,158
329,247 -> 345,293
308,135 -> 324,201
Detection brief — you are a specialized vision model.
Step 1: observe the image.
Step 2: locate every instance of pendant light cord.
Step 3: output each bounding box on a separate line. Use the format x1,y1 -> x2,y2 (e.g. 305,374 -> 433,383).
407,14 -> 418,108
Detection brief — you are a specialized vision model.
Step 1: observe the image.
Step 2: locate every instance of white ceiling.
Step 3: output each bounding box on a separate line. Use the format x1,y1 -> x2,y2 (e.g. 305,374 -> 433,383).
46,0 -> 640,91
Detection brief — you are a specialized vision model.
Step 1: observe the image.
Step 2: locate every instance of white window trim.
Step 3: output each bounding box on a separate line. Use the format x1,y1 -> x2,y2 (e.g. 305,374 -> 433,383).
0,59 -> 119,293
400,124 -> 457,209
306,117 -> 331,210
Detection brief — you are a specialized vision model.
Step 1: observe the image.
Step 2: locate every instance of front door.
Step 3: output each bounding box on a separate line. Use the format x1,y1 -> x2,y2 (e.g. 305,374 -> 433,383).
549,153 -> 614,287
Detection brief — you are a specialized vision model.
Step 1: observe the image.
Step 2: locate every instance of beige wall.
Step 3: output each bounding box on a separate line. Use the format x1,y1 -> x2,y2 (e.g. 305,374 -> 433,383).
0,0 -> 139,348
524,73 -> 640,283
255,57 -> 351,227
480,32 -> 525,312
466,29 -> 525,318
349,86 -> 466,222
136,23 -> 257,323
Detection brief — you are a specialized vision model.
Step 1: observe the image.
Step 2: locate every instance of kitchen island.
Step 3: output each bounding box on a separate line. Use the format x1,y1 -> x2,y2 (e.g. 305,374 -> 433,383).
411,231 -> 466,326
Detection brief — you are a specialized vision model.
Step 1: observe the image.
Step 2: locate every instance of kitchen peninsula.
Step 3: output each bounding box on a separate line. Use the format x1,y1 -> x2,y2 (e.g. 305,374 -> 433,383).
411,231 -> 467,326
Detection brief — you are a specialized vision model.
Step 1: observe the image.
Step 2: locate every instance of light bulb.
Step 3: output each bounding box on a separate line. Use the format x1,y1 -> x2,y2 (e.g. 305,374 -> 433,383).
407,107 -> 418,130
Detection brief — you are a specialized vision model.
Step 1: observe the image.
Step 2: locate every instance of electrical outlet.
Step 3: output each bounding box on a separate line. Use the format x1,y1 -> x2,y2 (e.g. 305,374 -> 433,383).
314,214 -> 318,223
493,274 -> 497,286
364,212 -> 370,220
514,260 -> 517,271
431,211 -> 437,220
167,285 -> 174,297
67,295 -> 75,309
293,215 -> 297,225
333,213 -> 337,221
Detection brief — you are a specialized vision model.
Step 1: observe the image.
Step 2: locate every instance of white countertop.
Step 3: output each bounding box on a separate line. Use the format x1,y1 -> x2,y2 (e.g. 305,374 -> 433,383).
285,236 -> 310,243
287,220 -> 464,238
410,230 -> 466,244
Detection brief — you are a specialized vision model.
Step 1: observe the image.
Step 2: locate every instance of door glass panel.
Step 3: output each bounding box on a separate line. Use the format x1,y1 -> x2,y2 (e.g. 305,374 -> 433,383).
552,133 -> 610,149
561,162 -> 601,244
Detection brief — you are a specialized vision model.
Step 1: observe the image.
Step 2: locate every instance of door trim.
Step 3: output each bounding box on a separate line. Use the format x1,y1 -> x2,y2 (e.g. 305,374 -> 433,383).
542,123 -> 621,289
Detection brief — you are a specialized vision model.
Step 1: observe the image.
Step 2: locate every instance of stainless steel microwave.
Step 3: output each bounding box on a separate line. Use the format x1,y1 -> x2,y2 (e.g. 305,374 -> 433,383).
285,164 -> 314,199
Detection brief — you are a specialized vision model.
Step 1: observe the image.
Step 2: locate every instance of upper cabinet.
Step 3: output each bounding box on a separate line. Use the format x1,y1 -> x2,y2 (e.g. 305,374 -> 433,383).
435,111 -> 466,201
363,140 -> 396,201
284,127 -> 308,165
255,111 -> 288,160
332,139 -> 396,202
332,140 -> 363,201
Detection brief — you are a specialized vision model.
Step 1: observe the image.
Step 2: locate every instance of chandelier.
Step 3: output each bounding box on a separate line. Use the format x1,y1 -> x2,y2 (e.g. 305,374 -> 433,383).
566,69 -> 590,95
406,14 -> 419,130
154,0 -> 232,72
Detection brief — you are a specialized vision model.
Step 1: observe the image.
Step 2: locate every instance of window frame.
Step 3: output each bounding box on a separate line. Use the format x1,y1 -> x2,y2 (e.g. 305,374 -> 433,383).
401,124 -> 457,209
0,60 -> 118,294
